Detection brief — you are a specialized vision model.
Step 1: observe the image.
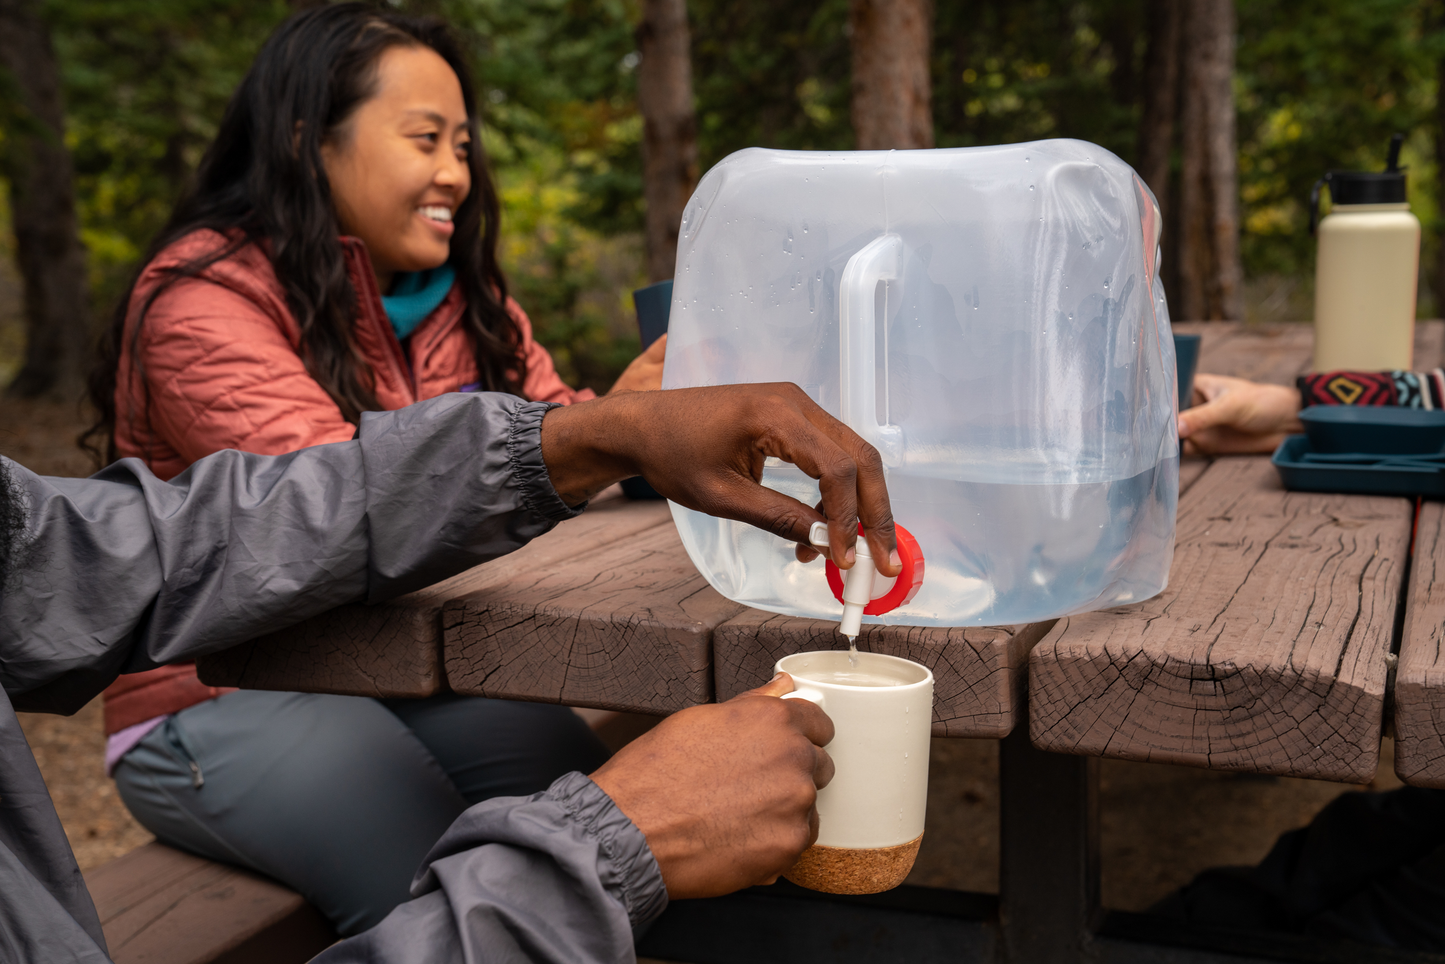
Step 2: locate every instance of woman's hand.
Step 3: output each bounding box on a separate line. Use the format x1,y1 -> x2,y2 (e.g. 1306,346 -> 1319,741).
1177,373 -> 1304,455
539,382 -> 901,578
590,671 -> 834,898
608,335 -> 667,394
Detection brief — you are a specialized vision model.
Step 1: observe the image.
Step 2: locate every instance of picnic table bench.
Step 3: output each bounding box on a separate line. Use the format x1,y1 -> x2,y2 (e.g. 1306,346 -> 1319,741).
83,842 -> 334,964
182,320 -> 1445,964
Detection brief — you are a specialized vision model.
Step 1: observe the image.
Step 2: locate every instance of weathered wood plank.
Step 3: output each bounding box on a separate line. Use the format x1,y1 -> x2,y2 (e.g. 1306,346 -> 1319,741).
1172,321 -> 1314,387
1174,319 -> 1444,384
443,521 -> 742,714
85,842 -> 334,964
715,611 -> 1056,738
1178,456 -> 1210,495
197,603 -> 441,699
1395,500 -> 1445,788
1029,456 -> 1407,782
198,496 -> 672,697
415,496 -> 673,602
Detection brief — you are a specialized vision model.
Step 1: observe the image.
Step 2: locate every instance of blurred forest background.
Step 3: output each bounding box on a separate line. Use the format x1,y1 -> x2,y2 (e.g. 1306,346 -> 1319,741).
1,0 -> 1443,402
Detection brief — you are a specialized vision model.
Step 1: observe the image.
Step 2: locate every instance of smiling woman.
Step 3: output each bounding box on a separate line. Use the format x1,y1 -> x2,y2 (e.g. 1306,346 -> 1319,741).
321,46 -> 472,292
75,2 -> 664,938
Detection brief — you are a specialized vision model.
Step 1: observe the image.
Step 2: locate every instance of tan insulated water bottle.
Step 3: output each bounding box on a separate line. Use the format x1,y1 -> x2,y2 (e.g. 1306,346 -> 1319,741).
1311,134 -> 1421,372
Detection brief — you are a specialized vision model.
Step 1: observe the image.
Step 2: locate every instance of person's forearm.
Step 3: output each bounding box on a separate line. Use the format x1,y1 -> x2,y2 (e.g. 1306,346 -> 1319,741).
0,393 -> 579,712
541,392 -> 646,505
356,392 -> 580,598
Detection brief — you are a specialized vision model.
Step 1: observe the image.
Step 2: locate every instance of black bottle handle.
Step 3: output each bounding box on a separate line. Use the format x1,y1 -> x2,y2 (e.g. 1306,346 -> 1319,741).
1309,176 -> 1329,235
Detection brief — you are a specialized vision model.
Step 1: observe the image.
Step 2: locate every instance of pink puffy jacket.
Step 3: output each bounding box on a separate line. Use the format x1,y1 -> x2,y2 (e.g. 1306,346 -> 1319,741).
114,229 -> 593,481
105,230 -> 594,733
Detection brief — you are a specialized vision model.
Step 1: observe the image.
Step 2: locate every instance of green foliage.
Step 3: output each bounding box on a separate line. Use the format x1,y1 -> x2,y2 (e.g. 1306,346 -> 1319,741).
42,0 -> 290,306
429,0 -> 647,389
493,139 -> 644,393
924,0 -> 1445,301
10,0 -> 1445,366
931,0 -> 1144,162
690,0 -> 852,167
437,0 -> 643,235
1236,0 -> 1439,283
687,0 -> 1143,171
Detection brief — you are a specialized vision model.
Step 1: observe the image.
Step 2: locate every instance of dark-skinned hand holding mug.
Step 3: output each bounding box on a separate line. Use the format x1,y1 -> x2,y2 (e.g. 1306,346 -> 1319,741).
592,672 -> 834,898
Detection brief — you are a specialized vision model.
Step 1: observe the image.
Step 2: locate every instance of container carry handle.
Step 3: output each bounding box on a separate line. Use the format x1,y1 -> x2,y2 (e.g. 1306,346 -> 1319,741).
1309,175 -> 1329,235
839,234 -> 905,466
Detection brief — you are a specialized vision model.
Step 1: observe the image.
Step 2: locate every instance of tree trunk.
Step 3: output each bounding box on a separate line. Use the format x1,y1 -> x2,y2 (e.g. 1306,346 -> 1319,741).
0,0 -> 92,400
1435,18 -> 1445,315
1200,0 -> 1243,322
1176,0 -> 1242,321
1136,0 -> 1181,208
1102,6 -> 1141,116
635,0 -> 698,283
1177,13 -> 1209,324
849,0 -> 935,150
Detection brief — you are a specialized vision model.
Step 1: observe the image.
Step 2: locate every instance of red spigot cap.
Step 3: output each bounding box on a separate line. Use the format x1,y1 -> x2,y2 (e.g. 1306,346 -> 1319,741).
825,523 -> 925,616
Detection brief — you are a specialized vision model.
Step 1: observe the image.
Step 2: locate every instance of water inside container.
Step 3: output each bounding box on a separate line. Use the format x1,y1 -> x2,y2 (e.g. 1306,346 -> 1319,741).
672,455 -> 1177,626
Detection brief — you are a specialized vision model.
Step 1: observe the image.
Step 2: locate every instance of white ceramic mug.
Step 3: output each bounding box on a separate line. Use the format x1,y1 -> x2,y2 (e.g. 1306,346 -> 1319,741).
775,649 -> 933,894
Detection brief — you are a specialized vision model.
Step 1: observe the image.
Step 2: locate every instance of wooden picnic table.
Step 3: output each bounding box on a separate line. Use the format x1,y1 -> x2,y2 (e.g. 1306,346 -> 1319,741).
198,319 -> 1445,792
198,487 -> 1037,735
196,319 -> 1445,964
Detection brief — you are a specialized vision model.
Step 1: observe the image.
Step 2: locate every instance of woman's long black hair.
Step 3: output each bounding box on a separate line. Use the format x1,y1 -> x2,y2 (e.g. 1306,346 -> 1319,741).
86,3 -> 526,462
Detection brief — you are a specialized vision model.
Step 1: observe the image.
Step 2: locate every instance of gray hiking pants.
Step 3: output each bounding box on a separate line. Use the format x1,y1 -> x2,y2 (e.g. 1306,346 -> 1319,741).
112,689 -> 610,936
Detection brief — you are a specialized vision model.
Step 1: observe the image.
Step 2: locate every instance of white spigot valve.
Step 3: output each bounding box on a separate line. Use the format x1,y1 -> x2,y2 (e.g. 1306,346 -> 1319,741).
807,521 -> 926,638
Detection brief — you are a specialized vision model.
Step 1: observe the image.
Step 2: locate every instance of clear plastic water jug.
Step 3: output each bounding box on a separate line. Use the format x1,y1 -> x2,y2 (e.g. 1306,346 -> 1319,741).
663,140 -> 1179,627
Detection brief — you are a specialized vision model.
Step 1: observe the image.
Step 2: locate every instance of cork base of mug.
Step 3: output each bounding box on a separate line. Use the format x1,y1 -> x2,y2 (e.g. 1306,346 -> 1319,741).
783,834 -> 923,895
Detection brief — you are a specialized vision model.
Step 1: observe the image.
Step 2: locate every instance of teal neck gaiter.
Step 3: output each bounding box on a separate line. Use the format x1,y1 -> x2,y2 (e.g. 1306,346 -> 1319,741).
381,263 -> 456,341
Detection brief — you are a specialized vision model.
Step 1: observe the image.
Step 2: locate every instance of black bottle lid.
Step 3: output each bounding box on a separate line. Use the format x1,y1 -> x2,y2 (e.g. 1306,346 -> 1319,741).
1324,170 -> 1407,205
1309,133 -> 1409,233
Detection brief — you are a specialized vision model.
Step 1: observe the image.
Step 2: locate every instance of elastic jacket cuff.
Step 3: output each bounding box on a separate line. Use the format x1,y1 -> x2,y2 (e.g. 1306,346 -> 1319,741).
546,771 -> 669,929
509,402 -> 586,522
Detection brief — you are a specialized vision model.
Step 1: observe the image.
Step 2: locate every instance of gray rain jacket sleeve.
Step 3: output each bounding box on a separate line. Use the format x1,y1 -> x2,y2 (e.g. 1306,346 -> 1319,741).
316,771 -> 668,964
0,392 -> 667,964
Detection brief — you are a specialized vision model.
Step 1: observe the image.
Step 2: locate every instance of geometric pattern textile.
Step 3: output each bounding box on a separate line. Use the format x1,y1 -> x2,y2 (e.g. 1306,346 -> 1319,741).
1297,369 -> 1445,410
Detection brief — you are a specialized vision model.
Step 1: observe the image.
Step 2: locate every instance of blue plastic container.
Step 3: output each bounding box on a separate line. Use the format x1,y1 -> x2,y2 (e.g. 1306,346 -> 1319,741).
1298,406 -> 1445,455
1272,435 -> 1445,498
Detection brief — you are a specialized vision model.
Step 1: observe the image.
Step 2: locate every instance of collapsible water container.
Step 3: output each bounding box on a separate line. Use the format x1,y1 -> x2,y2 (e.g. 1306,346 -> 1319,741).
664,139 -> 1179,627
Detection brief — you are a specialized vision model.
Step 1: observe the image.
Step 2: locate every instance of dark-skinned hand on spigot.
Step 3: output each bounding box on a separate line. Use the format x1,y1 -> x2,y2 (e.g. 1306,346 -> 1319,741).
539,382 -> 901,894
